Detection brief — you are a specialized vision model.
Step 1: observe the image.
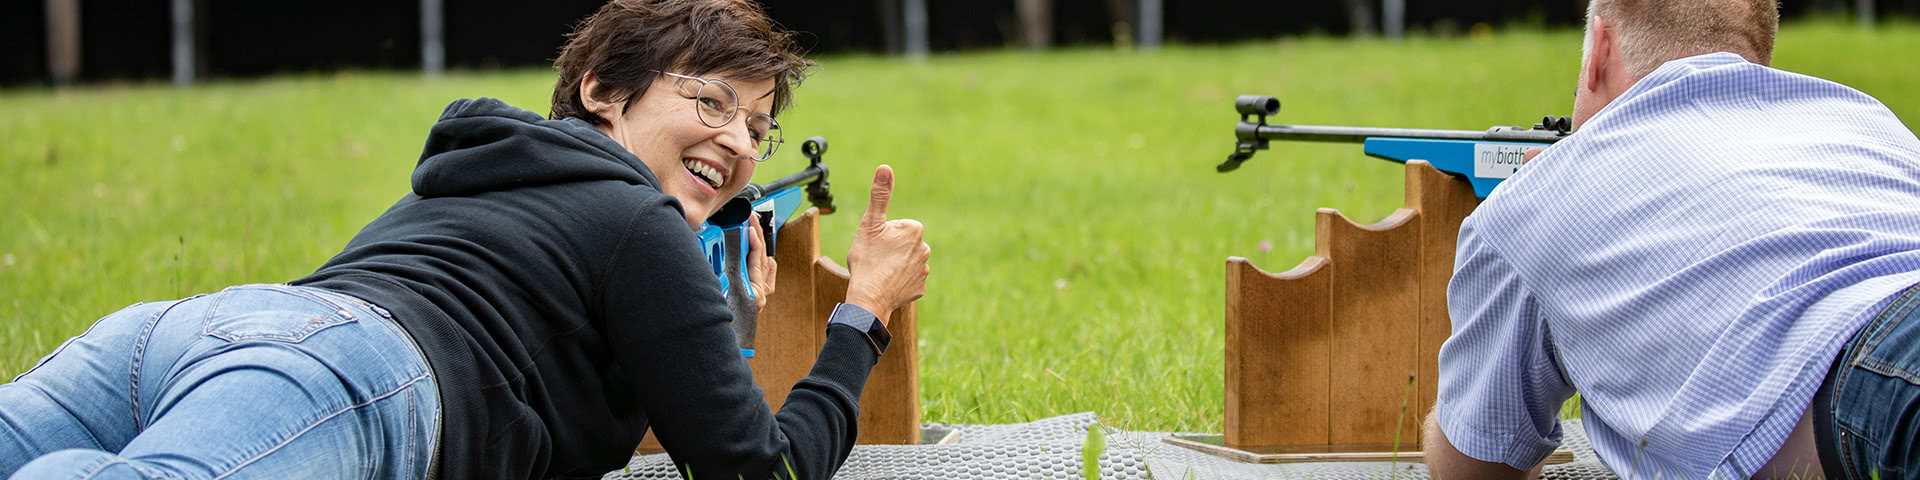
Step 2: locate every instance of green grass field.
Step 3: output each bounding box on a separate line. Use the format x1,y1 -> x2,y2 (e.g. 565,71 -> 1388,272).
3,20 -> 1916,434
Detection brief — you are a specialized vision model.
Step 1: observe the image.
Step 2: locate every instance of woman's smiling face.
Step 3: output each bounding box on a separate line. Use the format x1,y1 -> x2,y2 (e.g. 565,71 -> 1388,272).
584,71 -> 775,229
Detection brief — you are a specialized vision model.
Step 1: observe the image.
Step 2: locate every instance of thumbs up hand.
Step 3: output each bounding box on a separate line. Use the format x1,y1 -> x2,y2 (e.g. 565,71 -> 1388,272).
845,165 -> 930,326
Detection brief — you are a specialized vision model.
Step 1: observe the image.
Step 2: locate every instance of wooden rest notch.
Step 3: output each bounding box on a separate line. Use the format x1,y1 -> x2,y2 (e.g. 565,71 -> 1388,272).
812,256 -> 921,445
1224,160 -> 1478,452
1224,254 -> 1331,448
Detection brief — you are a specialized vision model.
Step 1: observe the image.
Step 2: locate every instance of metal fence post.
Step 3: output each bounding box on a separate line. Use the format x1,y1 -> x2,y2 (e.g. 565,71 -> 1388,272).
172,0 -> 194,86
47,0 -> 81,85
1383,0 -> 1404,40
1138,0 -> 1161,51
422,0 -> 445,77
904,0 -> 928,58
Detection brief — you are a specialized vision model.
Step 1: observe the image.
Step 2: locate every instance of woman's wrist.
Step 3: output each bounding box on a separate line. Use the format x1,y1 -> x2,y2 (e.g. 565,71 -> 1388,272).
843,294 -> 893,327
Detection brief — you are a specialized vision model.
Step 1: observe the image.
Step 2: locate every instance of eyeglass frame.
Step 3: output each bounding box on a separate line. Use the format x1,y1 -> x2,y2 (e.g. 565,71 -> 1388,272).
653,70 -> 783,162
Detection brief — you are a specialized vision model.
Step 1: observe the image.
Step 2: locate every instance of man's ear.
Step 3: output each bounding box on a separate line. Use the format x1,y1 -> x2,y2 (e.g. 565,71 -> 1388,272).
579,71 -> 619,122
1584,15 -> 1614,95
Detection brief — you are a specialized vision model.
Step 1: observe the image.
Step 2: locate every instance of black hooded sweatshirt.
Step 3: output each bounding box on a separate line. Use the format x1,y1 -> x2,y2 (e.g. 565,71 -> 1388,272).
293,98 -> 877,479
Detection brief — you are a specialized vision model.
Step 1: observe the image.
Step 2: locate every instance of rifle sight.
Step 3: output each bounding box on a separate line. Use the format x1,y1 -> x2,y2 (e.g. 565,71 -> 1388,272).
1236,95 -> 1280,117
736,136 -> 836,215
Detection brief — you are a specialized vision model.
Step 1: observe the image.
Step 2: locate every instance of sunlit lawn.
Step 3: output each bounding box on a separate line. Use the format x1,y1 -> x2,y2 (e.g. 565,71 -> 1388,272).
3,19 -> 1916,433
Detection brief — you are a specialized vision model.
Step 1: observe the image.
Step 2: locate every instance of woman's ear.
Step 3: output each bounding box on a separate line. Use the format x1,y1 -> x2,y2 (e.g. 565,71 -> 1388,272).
580,71 -> 619,122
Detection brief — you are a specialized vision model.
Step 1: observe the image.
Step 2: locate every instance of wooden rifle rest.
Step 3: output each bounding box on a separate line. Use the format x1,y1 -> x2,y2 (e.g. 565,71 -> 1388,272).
1224,160 -> 1478,450
636,208 -> 920,453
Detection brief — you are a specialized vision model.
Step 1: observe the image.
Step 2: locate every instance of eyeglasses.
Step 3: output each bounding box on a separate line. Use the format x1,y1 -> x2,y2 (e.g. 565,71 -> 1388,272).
655,71 -> 783,162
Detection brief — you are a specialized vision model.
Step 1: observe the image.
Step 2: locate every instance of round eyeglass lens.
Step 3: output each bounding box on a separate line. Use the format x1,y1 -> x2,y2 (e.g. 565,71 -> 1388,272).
753,116 -> 782,160
695,80 -> 739,128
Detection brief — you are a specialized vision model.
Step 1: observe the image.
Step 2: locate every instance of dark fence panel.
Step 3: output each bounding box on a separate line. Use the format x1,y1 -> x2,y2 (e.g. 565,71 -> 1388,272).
1164,2 -> 1350,42
1401,0 -> 1588,32
444,0 -> 601,69
1,1 -> 47,85
4,0 -> 1917,86
78,0 -> 171,81
204,1 -> 418,76
764,0 -> 890,53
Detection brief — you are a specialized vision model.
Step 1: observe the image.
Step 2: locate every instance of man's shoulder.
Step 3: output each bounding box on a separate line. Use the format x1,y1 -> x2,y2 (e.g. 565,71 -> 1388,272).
1476,55 -> 1895,225
1605,53 -> 1891,132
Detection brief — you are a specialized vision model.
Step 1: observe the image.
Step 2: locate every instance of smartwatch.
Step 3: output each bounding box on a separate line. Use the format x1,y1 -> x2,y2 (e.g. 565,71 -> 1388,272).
828,303 -> 891,357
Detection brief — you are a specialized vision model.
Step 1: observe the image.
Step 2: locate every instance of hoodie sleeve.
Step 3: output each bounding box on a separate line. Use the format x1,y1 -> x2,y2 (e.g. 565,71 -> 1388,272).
598,195 -> 877,479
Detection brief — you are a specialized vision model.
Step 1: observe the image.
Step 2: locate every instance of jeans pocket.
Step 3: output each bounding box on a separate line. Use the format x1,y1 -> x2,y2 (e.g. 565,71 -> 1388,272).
202,285 -> 359,343
1833,291 -> 1920,477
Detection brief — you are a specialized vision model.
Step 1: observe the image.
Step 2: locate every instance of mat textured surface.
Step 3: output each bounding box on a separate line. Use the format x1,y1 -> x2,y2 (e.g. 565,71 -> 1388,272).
602,413 -> 1620,479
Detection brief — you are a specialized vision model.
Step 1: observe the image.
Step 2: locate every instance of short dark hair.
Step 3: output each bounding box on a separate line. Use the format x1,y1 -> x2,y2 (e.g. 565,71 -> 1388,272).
549,0 -> 814,127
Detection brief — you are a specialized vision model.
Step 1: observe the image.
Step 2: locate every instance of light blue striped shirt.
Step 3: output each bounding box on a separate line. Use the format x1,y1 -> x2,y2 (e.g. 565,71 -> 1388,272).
1438,52 -> 1920,478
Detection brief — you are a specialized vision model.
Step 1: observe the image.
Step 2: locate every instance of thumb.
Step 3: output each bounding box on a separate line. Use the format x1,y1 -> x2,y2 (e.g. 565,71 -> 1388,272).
1522,148 -> 1544,165
862,165 -> 894,229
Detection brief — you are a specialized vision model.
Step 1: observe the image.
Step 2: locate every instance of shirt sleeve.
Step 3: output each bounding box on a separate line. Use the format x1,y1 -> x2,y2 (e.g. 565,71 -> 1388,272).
1436,215 -> 1577,470
600,197 -> 878,480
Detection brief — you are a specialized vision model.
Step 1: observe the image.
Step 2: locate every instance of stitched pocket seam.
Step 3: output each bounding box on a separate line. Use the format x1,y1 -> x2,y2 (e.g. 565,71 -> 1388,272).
203,286 -> 358,343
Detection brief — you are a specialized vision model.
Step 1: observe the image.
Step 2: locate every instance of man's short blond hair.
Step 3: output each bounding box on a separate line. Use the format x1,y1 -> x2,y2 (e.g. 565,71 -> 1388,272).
1588,0 -> 1780,80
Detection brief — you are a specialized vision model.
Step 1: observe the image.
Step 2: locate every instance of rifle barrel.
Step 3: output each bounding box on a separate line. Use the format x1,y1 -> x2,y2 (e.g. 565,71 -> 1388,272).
1250,124 -> 1567,144
737,164 -> 826,202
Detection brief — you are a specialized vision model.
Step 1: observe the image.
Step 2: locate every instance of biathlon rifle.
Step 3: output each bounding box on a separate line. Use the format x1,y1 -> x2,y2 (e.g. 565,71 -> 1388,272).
1219,95 -> 1573,197
697,136 -> 837,356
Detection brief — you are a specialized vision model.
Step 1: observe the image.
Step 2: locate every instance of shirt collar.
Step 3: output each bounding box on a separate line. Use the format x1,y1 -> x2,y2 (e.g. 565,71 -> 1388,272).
1615,52 -> 1755,103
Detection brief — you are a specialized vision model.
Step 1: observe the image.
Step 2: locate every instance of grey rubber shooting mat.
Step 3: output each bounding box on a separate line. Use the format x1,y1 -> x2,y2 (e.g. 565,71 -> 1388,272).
602,413 -> 1620,479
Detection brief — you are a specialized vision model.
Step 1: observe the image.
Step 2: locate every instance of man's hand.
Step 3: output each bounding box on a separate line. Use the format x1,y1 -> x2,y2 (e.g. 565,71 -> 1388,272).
844,165 -> 931,326
1523,148 -> 1544,164
746,212 -> 776,311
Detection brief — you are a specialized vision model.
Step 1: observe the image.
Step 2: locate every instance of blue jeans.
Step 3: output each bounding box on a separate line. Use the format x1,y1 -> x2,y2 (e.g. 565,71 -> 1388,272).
1817,283 -> 1920,479
0,284 -> 439,479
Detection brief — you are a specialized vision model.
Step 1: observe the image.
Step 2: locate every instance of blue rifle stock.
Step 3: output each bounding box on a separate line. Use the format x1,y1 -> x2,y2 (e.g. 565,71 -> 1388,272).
697,136 -> 837,357
1219,95 -> 1572,197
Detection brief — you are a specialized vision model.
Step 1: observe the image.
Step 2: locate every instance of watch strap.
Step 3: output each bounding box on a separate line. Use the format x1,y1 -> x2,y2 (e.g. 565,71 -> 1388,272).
827,302 -> 890,357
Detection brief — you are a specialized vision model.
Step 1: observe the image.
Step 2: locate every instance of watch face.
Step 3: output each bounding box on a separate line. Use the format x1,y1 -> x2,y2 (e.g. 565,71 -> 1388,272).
835,303 -> 890,356
865,316 -> 892,354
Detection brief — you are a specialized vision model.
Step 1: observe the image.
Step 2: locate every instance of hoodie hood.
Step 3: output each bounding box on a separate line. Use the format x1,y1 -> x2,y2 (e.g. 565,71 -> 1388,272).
411,98 -> 660,197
